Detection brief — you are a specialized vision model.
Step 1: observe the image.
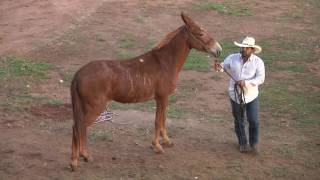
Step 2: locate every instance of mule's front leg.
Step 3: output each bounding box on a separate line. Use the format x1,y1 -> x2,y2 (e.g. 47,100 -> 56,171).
152,97 -> 168,153
158,97 -> 173,147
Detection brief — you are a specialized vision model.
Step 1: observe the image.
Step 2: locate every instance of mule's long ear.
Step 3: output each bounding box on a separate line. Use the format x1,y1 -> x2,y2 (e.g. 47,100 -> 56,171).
181,12 -> 201,33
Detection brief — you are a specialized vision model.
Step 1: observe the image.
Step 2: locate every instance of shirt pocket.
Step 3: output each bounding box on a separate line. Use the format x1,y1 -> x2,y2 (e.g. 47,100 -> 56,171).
243,68 -> 256,78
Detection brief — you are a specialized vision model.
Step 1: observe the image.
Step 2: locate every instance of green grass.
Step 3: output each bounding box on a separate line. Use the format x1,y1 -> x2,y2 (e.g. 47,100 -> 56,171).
258,36 -> 319,131
280,11 -> 304,21
275,64 -> 306,73
194,1 -> 252,16
0,56 -> 53,79
277,146 -> 296,158
145,39 -> 157,51
119,38 -> 136,49
259,38 -> 317,72
167,106 -> 185,119
183,49 -> 211,71
260,74 -> 320,129
110,100 -> 155,112
0,67 -> 5,79
271,166 -> 289,178
0,94 -> 64,112
47,98 -> 65,105
220,41 -> 239,60
110,94 -> 185,119
59,69 -> 75,85
211,75 -> 223,81
133,15 -> 147,24
117,51 -> 136,59
89,130 -> 113,142
109,95 -> 188,119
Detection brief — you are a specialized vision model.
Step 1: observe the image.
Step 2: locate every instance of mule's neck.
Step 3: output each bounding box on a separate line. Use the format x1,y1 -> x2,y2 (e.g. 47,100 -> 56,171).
153,26 -> 191,73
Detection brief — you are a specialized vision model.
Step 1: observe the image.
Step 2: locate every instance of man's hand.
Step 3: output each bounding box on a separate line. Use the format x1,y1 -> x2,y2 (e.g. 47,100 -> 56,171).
214,60 -> 223,71
236,80 -> 245,88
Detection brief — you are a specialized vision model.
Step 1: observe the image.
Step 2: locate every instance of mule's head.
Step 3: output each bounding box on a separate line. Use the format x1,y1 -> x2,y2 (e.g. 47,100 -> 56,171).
181,12 -> 222,58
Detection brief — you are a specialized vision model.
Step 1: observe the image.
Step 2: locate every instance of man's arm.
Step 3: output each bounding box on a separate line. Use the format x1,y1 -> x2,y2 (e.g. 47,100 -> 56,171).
245,60 -> 265,87
214,54 -> 232,72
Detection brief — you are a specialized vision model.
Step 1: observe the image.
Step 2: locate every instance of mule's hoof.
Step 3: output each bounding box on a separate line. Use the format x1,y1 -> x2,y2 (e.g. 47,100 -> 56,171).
83,155 -> 93,162
162,141 -> 174,148
70,160 -> 79,171
152,144 -> 165,154
81,153 -> 93,162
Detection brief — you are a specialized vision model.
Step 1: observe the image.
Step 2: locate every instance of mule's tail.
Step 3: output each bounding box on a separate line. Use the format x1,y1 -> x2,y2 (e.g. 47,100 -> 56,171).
70,78 -> 83,170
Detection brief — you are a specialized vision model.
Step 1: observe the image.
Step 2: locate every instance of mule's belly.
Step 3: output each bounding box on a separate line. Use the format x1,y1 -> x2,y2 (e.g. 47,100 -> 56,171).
113,89 -> 154,103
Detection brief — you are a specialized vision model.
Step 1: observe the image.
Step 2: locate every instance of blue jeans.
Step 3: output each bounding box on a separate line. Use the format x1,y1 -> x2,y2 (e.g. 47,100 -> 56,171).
230,97 -> 259,146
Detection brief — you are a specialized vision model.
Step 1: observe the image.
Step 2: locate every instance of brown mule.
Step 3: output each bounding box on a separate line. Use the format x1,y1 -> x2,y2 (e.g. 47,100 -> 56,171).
70,12 -> 222,171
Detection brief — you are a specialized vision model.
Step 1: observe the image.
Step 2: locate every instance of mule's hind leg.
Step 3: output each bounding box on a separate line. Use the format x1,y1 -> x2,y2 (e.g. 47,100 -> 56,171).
79,101 -> 107,162
79,125 -> 92,162
71,125 -> 80,171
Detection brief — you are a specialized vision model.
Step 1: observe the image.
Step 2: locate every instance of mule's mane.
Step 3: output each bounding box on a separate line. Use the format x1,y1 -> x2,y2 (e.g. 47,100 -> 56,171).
154,26 -> 185,50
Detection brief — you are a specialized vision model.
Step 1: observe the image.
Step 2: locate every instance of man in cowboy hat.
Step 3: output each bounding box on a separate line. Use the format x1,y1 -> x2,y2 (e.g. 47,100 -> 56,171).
214,36 -> 265,154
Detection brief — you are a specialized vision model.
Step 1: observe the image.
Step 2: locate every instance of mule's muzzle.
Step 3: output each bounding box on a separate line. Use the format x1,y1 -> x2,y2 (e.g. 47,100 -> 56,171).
210,42 -> 222,58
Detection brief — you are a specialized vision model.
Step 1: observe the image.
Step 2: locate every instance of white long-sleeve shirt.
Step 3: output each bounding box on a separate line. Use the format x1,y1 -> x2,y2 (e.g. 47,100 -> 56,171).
221,53 -> 265,104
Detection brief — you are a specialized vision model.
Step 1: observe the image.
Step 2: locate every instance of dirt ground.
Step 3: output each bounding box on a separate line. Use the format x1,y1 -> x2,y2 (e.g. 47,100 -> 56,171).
0,0 -> 319,179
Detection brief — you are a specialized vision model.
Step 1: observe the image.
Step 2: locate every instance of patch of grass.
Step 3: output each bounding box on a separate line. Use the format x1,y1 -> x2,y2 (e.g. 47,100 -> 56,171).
0,94 -> 64,112
280,11 -> 304,21
308,0 -> 320,8
176,79 -> 202,98
169,94 -> 178,103
94,33 -> 106,42
274,38 -> 315,62
271,166 -> 289,178
1,56 -> 53,79
277,146 -> 296,158
47,98 -> 65,106
145,39 -> 157,51
0,67 -> 5,79
89,130 -> 113,142
59,69 -> 75,85
260,75 -> 320,129
119,38 -> 135,49
211,75 -> 223,81
194,1 -> 252,16
304,159 -> 320,170
220,41 -> 239,60
117,51 -> 136,60
296,0 -> 320,9
275,63 -> 306,73
133,15 -> 147,24
110,94 -> 189,119
260,38 -> 317,72
167,105 -> 185,119
183,49 -> 211,71
110,101 -> 155,112
196,2 -> 227,12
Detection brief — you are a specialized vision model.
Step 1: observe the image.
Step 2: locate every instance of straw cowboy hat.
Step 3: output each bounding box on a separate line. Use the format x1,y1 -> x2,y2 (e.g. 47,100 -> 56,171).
234,37 -> 262,54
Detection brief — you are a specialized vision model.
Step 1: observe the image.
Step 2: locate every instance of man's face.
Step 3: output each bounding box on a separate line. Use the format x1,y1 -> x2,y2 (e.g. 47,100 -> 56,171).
240,47 -> 255,59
